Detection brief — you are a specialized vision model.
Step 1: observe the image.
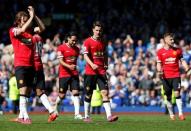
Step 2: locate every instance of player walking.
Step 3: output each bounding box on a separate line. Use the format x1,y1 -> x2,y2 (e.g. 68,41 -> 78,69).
56,32 -> 83,119
157,33 -> 191,120
82,21 -> 118,122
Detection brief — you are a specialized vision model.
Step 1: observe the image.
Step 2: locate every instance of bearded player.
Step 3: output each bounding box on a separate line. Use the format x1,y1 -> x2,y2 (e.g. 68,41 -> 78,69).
56,32 -> 83,119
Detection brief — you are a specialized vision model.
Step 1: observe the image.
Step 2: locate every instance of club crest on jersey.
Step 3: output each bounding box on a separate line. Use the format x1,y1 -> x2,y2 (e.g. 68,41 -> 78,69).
173,51 -> 177,56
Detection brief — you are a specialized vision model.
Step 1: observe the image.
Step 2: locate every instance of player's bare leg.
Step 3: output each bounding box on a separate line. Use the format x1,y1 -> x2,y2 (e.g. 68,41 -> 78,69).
13,87 -> 32,124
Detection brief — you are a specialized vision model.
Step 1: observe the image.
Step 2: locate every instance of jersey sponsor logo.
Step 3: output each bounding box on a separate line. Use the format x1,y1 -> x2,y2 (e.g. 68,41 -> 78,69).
162,53 -> 167,56
66,56 -> 77,62
21,38 -> 32,45
165,57 -> 176,64
94,51 -> 104,57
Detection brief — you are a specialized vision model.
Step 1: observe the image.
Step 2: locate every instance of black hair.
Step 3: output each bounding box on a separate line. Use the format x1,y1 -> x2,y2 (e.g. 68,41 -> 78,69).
65,31 -> 77,42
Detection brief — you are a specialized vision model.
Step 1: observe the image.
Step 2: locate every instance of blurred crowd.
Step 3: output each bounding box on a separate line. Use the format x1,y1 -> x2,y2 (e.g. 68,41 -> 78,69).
0,0 -> 191,113
1,0 -> 191,44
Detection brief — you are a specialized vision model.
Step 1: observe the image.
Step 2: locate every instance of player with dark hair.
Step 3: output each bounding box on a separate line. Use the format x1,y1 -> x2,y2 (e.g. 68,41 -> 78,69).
157,33 -> 191,120
9,6 -> 57,124
82,21 -> 118,122
9,6 -> 36,124
56,31 -> 83,119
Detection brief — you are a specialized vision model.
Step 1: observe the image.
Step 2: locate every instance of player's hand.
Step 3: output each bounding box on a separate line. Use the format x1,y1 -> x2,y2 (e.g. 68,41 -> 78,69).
28,6 -> 35,18
91,63 -> 98,70
68,64 -> 76,70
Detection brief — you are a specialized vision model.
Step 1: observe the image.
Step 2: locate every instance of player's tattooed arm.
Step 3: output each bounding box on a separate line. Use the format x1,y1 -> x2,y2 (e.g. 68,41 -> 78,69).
181,59 -> 191,76
156,62 -> 163,77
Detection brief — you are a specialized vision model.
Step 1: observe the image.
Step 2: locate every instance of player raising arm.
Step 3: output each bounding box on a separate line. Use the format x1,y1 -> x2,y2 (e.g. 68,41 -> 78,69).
9,6 -> 35,124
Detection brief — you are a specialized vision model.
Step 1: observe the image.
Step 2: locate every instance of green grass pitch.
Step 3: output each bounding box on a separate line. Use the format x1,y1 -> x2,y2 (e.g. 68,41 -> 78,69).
0,113 -> 190,131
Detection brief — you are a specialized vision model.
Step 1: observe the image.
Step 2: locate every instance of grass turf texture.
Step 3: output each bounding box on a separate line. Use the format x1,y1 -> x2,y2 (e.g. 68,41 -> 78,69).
0,113 -> 190,131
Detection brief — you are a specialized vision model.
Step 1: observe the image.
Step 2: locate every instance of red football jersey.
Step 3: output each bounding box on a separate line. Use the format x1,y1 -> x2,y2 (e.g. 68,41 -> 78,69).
9,27 -> 34,67
57,43 -> 79,77
83,37 -> 106,75
157,47 -> 183,78
33,34 -> 43,71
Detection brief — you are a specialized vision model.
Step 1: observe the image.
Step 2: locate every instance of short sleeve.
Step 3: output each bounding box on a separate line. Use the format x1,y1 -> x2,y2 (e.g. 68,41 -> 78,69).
10,27 -> 19,37
57,46 -> 63,59
82,40 -> 89,54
